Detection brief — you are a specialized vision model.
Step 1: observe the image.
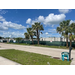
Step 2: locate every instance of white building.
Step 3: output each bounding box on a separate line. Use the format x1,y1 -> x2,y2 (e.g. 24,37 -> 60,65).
40,37 -> 70,42
0,39 -> 16,43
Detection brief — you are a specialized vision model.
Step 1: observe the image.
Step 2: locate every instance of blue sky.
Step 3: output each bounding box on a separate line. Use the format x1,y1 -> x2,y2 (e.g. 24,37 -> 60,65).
0,9 -> 75,38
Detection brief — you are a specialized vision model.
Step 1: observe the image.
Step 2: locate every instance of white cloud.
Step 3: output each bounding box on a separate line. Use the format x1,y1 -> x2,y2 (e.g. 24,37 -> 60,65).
26,13 -> 66,26
9,35 -> 11,37
44,13 -> 66,25
40,28 -> 61,38
0,9 -> 8,14
0,31 -> 4,33
47,34 -> 52,36
44,29 -> 56,34
0,26 -> 8,30
45,32 -> 48,35
48,29 -> 56,31
26,25 -> 29,28
0,15 -> 5,21
1,31 -> 25,38
26,18 -> 31,24
3,21 -> 25,29
52,25 -> 54,27
0,15 -> 26,30
38,16 -> 44,22
59,9 -> 70,14
70,20 -> 75,24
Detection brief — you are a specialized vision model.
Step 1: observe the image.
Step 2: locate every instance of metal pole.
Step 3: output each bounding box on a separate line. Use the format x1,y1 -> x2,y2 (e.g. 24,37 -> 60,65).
69,46 -> 72,61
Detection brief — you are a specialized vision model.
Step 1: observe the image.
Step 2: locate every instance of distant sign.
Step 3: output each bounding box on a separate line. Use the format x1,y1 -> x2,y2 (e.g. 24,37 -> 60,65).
50,40 -> 52,42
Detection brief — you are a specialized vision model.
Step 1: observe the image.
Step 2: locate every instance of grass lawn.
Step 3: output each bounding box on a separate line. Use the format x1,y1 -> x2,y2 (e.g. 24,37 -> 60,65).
0,49 -> 71,65
7,43 -> 75,50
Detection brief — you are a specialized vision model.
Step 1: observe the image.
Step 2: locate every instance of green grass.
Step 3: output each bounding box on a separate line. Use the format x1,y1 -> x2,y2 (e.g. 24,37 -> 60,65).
0,49 -> 71,65
6,43 -> 75,50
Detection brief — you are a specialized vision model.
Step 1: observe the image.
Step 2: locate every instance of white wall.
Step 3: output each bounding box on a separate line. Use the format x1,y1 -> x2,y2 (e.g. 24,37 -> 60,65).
40,37 -> 69,42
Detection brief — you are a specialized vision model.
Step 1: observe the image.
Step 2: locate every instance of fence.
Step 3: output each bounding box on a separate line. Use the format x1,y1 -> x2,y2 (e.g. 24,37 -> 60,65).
0,39 -> 75,47
15,40 -> 75,47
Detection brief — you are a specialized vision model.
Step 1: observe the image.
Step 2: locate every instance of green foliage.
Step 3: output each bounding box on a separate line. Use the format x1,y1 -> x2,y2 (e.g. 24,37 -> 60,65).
70,23 -> 75,34
15,37 -> 23,43
24,32 -> 30,39
24,27 -> 36,44
32,22 -> 44,44
5,37 -> 10,39
57,20 -> 71,47
73,35 -> 75,37
24,22 -> 44,45
69,34 -> 74,41
32,22 -> 44,31
0,36 -> 2,39
27,27 -> 36,39
71,35 -> 75,42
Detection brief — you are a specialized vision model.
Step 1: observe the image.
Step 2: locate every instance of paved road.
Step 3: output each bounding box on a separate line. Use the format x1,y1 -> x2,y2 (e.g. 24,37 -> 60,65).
0,43 -> 75,65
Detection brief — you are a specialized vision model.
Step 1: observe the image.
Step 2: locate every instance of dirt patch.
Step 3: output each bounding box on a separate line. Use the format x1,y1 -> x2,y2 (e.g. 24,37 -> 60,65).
53,57 -> 60,59
51,56 -> 61,60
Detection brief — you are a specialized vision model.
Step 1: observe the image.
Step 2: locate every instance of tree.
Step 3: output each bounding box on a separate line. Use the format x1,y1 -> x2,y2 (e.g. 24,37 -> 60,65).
5,37 -> 10,39
70,23 -> 75,35
15,37 -> 23,43
32,22 -> 44,45
57,26 -> 62,35
27,27 -> 36,44
57,20 -> 70,47
0,36 -> 2,39
24,32 -> 30,39
69,33 -> 74,47
70,23 -> 75,42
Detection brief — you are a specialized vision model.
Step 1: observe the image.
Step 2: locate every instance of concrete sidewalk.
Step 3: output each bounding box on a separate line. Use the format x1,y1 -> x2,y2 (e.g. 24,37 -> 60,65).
0,43 -> 75,65
0,48 -> 12,50
0,56 -> 21,65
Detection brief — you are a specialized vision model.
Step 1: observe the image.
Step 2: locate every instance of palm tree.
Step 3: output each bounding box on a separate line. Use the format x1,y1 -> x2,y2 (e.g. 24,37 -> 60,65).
70,23 -> 75,35
32,22 -> 44,45
57,20 -> 70,47
24,32 -> 29,39
70,23 -> 75,42
27,27 -> 36,44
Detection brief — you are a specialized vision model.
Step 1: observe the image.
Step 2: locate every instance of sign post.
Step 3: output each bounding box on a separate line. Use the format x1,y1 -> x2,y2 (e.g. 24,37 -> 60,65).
69,46 -> 72,61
